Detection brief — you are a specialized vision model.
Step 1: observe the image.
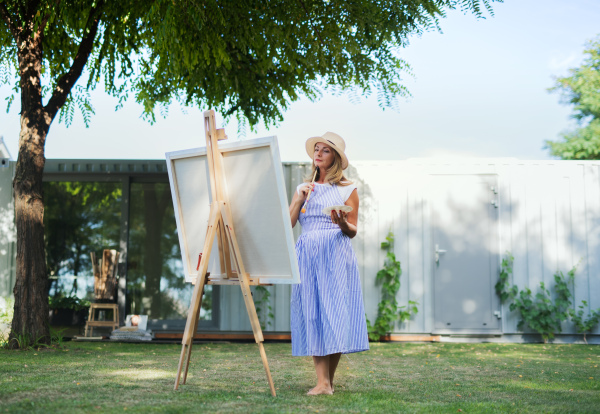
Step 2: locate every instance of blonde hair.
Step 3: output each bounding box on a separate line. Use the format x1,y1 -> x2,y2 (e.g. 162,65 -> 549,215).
305,150 -> 353,186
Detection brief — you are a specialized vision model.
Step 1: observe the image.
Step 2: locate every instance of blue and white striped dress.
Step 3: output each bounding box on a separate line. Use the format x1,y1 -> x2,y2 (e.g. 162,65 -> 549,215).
291,182 -> 370,356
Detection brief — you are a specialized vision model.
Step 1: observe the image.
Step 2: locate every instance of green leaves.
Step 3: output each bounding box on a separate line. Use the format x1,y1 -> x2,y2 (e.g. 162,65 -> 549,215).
546,36 -> 600,160
48,294 -> 91,312
508,280 -> 568,343
569,301 -> 600,344
376,252 -> 402,295
367,231 -> 419,341
1,0 -> 500,128
495,252 -> 514,303
495,252 -> 590,343
253,285 -> 274,330
57,85 -> 95,127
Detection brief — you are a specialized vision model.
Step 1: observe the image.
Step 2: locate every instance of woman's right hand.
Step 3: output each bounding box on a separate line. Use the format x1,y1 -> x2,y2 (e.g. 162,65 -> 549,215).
298,183 -> 314,203
290,183 -> 314,228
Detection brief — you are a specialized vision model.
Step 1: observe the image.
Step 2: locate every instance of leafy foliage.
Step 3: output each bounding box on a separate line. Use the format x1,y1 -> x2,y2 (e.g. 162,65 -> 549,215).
3,328 -> 50,350
0,297 -> 14,347
508,271 -> 574,343
367,232 -> 418,341
1,0 -> 500,127
494,252 -> 514,303
49,327 -> 67,347
0,296 -> 13,324
569,301 -> 600,344
2,0 -> 499,349
253,285 -> 274,330
546,36 -> 600,160
495,252 -> 589,343
48,294 -> 90,312
2,326 -> 69,350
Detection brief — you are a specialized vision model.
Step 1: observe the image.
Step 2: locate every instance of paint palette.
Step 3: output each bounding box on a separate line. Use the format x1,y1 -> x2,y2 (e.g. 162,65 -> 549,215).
322,205 -> 353,215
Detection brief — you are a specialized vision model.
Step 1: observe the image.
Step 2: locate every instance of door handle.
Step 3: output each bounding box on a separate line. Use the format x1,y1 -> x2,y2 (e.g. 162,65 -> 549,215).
435,244 -> 447,264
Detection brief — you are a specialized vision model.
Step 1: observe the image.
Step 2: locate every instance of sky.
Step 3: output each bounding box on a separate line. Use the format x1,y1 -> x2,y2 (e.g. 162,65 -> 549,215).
1,0 -> 600,163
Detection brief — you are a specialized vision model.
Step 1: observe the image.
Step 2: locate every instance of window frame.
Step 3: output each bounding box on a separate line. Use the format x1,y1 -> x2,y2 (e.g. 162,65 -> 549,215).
43,159 -> 220,331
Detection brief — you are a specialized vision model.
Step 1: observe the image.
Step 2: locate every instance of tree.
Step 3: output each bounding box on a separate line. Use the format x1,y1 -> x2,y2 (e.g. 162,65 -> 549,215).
0,0 -> 498,348
546,36 -> 600,160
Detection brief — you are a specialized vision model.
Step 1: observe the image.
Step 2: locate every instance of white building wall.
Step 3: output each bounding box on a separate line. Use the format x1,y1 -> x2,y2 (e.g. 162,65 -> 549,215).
219,160 -> 600,340
0,161 -> 16,298
496,162 -> 600,336
0,158 -> 598,339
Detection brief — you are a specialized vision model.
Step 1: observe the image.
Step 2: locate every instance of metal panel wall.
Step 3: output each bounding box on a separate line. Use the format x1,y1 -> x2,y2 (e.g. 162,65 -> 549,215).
0,158 -> 598,337
497,162 -> 600,336
217,160 -> 600,338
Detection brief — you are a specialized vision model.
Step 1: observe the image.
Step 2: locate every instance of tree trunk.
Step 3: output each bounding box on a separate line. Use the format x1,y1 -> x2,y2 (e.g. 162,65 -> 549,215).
9,28 -> 52,348
2,3 -> 101,349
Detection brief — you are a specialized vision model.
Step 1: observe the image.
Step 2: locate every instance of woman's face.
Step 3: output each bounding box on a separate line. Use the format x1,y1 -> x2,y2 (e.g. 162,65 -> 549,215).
314,142 -> 335,171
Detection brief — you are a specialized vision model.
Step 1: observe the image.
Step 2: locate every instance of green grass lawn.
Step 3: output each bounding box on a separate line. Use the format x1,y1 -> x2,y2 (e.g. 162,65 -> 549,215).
1,341 -> 599,413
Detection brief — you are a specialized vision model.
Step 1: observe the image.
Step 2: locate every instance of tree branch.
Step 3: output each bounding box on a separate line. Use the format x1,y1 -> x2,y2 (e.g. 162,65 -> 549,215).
44,2 -> 103,121
0,2 -> 20,40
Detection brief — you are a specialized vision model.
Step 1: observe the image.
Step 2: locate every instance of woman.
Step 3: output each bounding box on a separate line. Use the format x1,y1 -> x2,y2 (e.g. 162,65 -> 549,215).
289,132 -> 369,396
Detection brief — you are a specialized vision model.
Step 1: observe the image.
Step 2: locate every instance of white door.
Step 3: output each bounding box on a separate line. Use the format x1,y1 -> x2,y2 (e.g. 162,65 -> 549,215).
431,175 -> 501,334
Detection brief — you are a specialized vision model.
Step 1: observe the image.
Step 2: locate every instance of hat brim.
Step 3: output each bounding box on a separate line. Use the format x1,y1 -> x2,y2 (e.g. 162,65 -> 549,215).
305,137 -> 349,170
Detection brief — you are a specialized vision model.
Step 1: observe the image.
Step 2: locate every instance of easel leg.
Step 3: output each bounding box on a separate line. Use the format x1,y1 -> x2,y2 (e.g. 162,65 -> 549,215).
238,274 -> 277,397
175,280 -> 206,389
258,342 -> 277,397
182,284 -> 204,384
174,205 -> 219,391
182,342 -> 193,385
174,344 -> 189,390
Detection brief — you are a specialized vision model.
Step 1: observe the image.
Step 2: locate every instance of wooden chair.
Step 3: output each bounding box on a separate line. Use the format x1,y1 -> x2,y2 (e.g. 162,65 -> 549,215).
84,250 -> 120,337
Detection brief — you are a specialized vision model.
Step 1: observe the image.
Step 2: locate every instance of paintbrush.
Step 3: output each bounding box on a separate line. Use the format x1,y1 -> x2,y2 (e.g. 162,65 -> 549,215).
301,167 -> 318,213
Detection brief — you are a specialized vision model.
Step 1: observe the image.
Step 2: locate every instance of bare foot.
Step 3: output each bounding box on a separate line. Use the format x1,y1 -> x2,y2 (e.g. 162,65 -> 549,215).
307,385 -> 333,395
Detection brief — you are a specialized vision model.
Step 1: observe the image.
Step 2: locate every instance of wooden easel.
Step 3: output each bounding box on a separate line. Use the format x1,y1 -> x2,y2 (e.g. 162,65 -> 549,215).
173,110 -> 276,396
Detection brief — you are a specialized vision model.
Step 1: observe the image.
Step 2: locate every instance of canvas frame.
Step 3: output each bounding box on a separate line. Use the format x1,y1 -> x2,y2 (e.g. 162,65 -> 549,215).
165,136 -> 300,285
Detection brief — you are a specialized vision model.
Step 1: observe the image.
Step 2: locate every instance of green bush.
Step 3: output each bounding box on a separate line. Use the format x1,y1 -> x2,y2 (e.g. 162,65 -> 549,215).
0,296 -> 14,324
508,270 -> 574,343
496,253 -> 599,343
569,300 -> 600,344
48,294 -> 90,311
0,297 -> 14,348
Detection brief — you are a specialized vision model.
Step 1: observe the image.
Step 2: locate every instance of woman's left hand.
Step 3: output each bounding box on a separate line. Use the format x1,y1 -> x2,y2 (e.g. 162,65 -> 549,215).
330,210 -> 349,230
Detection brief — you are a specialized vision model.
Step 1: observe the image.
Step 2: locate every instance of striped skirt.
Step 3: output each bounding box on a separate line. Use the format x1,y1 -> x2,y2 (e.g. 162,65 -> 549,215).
290,228 -> 370,356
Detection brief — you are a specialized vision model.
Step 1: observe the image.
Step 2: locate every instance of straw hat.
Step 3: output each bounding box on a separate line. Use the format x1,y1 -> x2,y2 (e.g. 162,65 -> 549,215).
305,132 -> 349,170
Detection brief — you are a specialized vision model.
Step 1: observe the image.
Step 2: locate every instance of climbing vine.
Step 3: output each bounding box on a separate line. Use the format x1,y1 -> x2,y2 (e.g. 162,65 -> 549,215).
570,301 -> 600,344
366,232 -> 418,341
253,286 -> 274,330
496,252 -> 599,343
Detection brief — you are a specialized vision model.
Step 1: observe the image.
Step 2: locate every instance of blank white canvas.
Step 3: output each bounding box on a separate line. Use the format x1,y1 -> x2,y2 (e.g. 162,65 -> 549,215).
166,136 -> 300,284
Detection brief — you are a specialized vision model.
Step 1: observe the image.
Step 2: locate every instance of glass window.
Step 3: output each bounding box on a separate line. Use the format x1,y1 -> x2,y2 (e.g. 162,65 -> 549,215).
127,182 -> 213,321
43,176 -> 217,329
44,181 -> 122,299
